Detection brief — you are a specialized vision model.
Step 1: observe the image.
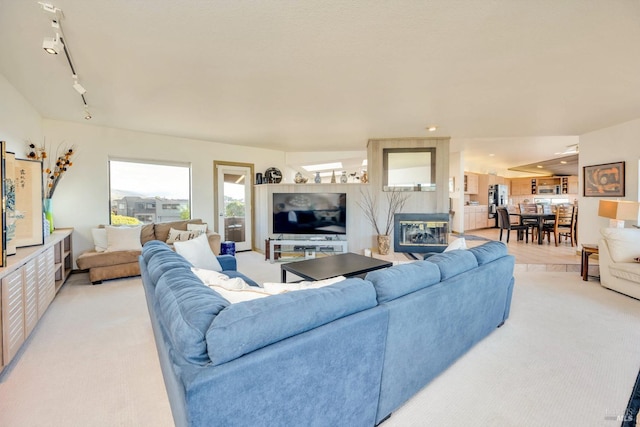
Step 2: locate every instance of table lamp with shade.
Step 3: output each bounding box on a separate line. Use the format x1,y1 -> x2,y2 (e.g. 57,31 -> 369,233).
598,200 -> 639,228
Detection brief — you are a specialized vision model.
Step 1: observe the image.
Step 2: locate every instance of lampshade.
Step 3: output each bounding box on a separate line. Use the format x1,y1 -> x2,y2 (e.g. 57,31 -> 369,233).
598,200 -> 639,220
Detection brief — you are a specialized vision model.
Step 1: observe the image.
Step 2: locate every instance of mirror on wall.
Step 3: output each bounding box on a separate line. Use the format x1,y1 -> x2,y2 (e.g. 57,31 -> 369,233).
382,147 -> 436,191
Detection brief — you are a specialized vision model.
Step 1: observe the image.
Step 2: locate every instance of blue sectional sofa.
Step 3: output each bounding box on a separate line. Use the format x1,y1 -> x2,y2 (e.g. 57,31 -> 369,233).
139,240 -> 514,427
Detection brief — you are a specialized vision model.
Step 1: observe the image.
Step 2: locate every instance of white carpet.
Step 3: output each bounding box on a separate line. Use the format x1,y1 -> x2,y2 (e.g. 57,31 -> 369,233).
0,253 -> 638,427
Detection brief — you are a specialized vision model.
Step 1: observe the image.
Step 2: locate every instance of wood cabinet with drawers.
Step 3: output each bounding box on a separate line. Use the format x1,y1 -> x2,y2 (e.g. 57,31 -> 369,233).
0,229 -> 72,373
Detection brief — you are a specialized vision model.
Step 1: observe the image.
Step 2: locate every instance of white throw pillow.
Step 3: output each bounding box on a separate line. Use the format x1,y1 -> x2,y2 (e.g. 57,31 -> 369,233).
91,228 -> 108,252
166,227 -> 201,244
444,237 -> 467,252
187,223 -> 208,233
174,233 -> 222,271
105,226 -> 142,252
262,276 -> 346,294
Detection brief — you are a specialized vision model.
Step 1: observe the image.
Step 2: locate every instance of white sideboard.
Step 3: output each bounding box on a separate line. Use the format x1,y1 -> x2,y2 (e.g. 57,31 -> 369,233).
0,228 -> 73,374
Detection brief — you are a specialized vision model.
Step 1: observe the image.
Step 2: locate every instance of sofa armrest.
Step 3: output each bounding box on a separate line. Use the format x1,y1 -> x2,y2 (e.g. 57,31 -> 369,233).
207,232 -> 221,255
217,255 -> 237,271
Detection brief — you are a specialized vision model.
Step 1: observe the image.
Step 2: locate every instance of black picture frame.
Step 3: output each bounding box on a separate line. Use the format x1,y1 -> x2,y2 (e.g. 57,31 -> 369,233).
583,161 -> 625,197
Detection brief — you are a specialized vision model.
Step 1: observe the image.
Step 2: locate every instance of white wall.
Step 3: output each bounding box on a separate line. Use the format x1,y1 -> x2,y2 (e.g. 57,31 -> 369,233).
42,119 -> 285,259
578,118 -> 640,245
0,74 -> 43,154
449,151 -> 464,233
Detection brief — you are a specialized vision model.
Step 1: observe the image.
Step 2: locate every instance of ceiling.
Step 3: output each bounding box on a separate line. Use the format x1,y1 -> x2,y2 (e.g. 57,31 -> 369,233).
1,1 -> 640,174
508,154 -> 579,176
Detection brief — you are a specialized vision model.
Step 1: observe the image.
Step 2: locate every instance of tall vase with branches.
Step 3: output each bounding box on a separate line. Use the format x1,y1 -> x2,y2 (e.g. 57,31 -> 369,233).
357,188 -> 409,255
26,140 -> 77,233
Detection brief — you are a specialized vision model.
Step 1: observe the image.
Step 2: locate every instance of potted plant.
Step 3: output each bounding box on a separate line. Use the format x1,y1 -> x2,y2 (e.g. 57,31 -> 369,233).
357,189 -> 409,255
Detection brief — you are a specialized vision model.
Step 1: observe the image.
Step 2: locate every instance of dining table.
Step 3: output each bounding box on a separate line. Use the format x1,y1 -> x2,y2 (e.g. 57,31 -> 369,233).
517,212 -> 556,245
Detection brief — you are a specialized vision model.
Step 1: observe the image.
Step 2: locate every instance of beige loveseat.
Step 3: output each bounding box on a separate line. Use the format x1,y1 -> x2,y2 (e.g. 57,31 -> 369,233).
77,219 -> 221,284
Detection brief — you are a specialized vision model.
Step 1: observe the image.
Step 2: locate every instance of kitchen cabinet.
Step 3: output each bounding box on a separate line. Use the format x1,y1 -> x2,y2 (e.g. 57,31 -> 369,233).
464,173 -> 479,195
488,175 -> 507,186
510,178 -> 532,196
567,176 -> 578,194
464,205 -> 490,230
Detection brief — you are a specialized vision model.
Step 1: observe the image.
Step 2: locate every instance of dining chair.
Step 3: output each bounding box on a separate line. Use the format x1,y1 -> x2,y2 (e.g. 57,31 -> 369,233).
497,207 -> 529,243
518,203 -> 540,242
553,204 -> 576,247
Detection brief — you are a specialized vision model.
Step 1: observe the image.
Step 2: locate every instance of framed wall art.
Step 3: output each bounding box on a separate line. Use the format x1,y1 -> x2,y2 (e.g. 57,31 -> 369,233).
583,161 -> 625,197
5,151 -> 16,255
13,158 -> 44,247
0,142 -> 6,266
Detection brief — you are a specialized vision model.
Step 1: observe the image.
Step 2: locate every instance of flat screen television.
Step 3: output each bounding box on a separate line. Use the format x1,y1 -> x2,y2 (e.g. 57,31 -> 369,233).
273,193 -> 346,235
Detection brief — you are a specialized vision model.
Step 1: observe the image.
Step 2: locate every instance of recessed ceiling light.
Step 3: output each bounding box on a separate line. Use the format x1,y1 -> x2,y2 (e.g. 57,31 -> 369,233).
537,165 -> 543,168
488,154 -> 495,157
426,125 -> 437,132
560,161 -> 567,164
302,162 -> 343,172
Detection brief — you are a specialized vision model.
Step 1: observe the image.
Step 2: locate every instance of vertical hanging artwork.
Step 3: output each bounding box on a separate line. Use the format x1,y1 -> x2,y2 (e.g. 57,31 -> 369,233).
5,151 -> 18,255
0,142 -> 6,266
14,159 -> 44,247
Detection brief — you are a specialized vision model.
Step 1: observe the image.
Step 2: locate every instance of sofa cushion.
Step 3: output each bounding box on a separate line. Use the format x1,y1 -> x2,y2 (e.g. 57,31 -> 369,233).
424,250 -> 479,280
174,233 -> 223,271
601,227 -> 640,263
154,219 -> 204,243
77,249 -> 141,270
140,223 -> 156,245
609,262 -> 640,283
468,241 -> 509,265
365,262 -> 441,303
155,269 -> 229,365
146,249 -> 193,284
141,240 -> 172,263
206,278 -> 377,366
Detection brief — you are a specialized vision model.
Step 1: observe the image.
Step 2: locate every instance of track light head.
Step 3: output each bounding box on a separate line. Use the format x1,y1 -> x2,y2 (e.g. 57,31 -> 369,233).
73,80 -> 86,95
43,33 -> 64,54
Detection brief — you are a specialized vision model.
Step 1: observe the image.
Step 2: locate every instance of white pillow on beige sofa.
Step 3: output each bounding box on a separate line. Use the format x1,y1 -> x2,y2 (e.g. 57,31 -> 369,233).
105,226 -> 142,252
166,227 -> 202,244
91,228 -> 108,252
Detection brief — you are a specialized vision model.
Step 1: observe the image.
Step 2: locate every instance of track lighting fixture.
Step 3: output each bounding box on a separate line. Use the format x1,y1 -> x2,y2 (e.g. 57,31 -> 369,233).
73,79 -> 86,95
40,3 -> 93,120
42,33 -> 64,54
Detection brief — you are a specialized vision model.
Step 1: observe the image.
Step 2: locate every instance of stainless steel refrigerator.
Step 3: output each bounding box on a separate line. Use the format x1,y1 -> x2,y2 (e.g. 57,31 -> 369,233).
488,184 -> 509,227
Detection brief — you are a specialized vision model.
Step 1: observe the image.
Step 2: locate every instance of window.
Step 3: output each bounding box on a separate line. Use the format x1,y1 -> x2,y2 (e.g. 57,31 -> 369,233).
109,159 -> 191,225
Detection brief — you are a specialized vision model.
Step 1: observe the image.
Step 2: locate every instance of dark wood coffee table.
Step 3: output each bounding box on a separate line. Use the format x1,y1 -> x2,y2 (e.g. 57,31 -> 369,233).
280,252 -> 392,282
